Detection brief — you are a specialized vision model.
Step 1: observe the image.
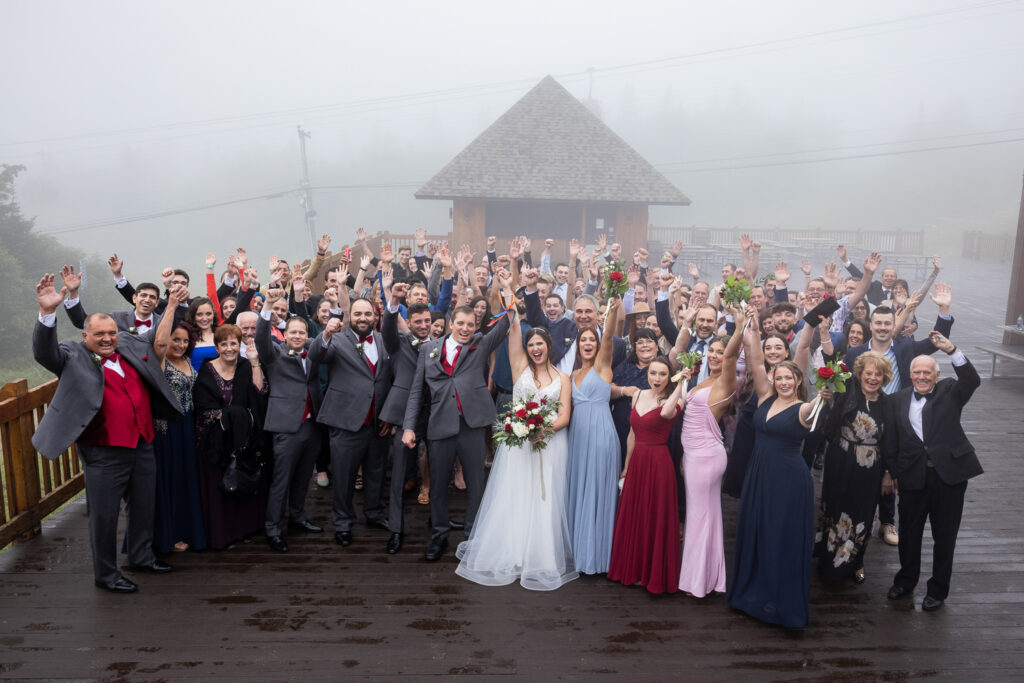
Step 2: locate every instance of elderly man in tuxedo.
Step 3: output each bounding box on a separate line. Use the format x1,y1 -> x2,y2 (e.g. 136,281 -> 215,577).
32,274 -> 181,593
255,289 -> 324,553
58,263 -> 163,338
402,279 -> 512,561
380,283 -> 433,554
308,297 -> 393,547
884,333 -> 981,611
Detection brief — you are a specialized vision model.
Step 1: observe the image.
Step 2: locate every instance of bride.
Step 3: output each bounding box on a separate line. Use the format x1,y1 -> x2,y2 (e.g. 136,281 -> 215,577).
455,270 -> 577,590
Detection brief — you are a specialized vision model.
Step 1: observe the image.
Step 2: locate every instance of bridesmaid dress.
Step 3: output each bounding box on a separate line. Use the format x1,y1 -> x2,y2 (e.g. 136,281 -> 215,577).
677,386 -> 729,597
566,368 -> 619,574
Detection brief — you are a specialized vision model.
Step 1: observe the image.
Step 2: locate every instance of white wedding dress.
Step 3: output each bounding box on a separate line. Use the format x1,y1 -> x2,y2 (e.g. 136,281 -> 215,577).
455,368 -> 578,591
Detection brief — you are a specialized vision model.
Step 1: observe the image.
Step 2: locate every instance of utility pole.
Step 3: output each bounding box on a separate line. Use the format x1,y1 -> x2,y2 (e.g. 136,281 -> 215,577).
297,126 -> 317,251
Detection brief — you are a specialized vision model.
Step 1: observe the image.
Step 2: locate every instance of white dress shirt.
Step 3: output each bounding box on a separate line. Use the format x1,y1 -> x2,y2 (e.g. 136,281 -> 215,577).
444,336 -> 464,367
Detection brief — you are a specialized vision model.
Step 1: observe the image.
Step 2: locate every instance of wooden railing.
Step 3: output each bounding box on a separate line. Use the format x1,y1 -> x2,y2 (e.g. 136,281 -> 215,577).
647,226 -> 925,254
0,379 -> 83,549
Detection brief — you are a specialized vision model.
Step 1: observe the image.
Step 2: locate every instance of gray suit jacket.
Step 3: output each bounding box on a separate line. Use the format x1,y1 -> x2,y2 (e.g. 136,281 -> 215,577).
255,316 -> 323,434
403,316 -> 510,441
307,326 -> 393,432
31,320 -> 182,460
65,300 -> 163,336
379,308 -> 426,426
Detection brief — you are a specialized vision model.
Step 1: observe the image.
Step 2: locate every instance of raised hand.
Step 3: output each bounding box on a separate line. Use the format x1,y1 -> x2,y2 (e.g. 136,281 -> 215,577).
688,262 -> 700,281
206,252 -> 217,268
60,264 -> 82,294
544,238 -> 554,251
929,282 -> 952,312
359,254 -> 371,271
414,227 -> 427,249
929,331 -> 956,354
36,273 -> 66,313
521,236 -> 532,252
751,241 -> 761,254
680,301 -> 698,327
269,254 -> 279,275
426,241 -> 438,259
381,267 -> 394,292
671,239 -> 683,258
596,233 -> 607,252
626,265 -> 641,287
391,282 -> 409,301
669,275 -> 683,295
863,251 -> 882,274
487,235 -> 497,251
323,317 -> 343,340
380,241 -> 394,264
292,265 -> 306,292
108,254 -> 124,278
236,246 -> 249,267
800,258 -> 812,277
588,257 -> 599,281
637,247 -> 649,264
317,233 -> 331,253
932,254 -> 942,271
739,233 -> 752,251
774,261 -> 791,284
661,252 -> 673,269
569,238 -> 581,257
265,287 -> 284,304
437,244 -> 452,269
245,267 -> 260,289
161,268 -> 175,288
356,227 -> 367,243
167,283 -> 187,307
226,253 -> 239,276
323,286 -> 339,305
822,262 -> 839,291
495,267 -> 513,290
659,271 -> 675,291
520,266 -> 539,289
837,244 -> 848,262
508,236 -> 522,261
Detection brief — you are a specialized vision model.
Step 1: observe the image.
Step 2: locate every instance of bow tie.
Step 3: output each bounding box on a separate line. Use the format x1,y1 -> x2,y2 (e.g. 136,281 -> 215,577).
99,352 -> 121,364
913,391 -> 931,401
134,318 -> 152,328
359,335 -> 373,344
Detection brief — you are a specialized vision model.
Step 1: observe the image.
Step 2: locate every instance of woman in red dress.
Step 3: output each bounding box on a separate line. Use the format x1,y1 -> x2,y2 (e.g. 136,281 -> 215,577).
607,356 -> 689,594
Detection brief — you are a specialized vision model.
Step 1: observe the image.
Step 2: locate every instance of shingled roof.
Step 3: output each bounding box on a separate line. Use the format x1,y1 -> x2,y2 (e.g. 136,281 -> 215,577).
416,76 -> 690,205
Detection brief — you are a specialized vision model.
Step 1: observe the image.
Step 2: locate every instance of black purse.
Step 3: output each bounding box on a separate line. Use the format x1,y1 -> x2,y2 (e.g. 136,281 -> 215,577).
221,449 -> 263,497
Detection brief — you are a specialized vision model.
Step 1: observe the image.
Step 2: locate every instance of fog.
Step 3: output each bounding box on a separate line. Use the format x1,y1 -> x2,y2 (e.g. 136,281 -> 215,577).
3,0 -> 1023,276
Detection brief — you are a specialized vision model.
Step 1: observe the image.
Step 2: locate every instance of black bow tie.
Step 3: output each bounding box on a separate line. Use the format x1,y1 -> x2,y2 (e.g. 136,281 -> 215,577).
913,391 -> 931,401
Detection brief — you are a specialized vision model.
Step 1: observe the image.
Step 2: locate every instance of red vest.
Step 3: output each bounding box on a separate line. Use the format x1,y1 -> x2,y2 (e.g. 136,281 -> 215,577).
81,359 -> 155,448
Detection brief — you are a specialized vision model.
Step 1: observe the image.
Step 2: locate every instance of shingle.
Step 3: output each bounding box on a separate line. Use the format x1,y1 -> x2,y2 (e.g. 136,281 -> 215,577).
415,76 -> 690,205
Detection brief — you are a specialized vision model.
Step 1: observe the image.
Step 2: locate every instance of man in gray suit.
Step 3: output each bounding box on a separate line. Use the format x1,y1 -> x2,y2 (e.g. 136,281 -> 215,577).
31,274 -> 181,593
308,297 -> 393,547
57,264 -> 164,337
255,289 -> 325,553
380,284 -> 433,554
403,280 -> 512,561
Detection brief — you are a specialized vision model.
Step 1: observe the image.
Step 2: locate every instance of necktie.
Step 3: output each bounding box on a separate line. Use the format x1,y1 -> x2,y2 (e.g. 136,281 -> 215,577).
134,318 -> 151,328
696,339 -> 707,354
913,391 -> 930,401
447,345 -> 462,373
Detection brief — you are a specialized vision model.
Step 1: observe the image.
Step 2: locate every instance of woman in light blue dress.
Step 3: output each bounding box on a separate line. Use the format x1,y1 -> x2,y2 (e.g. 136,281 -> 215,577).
566,297 -> 622,574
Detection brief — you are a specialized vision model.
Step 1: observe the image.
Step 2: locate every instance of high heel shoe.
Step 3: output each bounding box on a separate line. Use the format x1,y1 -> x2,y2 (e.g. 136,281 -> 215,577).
853,568 -> 865,584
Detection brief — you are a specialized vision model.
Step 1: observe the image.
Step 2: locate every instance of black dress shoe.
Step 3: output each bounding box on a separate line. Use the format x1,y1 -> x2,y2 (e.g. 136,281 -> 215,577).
366,518 -> 390,531
887,584 -> 911,600
387,532 -> 403,554
125,560 -> 173,574
335,530 -> 353,547
448,519 -> 465,531
95,576 -> 138,593
922,595 -> 944,611
424,538 -> 448,562
267,535 -> 289,553
289,519 -> 323,533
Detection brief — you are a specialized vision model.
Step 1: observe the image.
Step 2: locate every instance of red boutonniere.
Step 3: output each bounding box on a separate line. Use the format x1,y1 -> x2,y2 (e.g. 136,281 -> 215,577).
142,355 -> 149,361
469,345 -> 478,351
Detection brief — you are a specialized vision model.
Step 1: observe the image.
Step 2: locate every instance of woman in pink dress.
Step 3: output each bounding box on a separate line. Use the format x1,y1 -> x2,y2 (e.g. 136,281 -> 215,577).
677,306 -> 751,597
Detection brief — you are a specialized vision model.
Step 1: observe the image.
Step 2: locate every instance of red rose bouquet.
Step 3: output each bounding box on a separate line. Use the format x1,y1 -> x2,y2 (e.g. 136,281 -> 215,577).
493,392 -> 562,500
808,360 -> 852,429
600,258 -> 630,298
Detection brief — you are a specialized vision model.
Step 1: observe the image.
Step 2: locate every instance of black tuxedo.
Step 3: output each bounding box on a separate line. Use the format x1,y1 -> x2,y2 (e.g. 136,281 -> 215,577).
843,261 -> 889,305
884,357 -> 982,600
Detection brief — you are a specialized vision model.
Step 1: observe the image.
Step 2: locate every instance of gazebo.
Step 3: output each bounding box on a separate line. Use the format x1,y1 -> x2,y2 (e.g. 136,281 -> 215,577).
415,75 -> 690,259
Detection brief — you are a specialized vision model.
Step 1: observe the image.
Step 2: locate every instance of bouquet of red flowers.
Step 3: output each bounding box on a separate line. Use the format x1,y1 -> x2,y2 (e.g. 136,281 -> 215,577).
600,258 -> 630,298
671,350 -> 702,383
808,360 -> 852,429
493,393 -> 562,451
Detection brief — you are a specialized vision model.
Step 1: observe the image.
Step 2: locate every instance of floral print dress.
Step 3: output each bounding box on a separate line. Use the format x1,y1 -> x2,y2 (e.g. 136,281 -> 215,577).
814,395 -> 887,581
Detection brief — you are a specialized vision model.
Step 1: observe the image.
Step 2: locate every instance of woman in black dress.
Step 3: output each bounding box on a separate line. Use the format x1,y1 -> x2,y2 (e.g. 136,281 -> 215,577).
193,324 -> 268,550
815,351 -> 894,584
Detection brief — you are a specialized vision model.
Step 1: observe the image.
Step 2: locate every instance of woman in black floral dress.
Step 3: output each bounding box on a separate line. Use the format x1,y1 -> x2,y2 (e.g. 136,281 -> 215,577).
815,351 -> 894,584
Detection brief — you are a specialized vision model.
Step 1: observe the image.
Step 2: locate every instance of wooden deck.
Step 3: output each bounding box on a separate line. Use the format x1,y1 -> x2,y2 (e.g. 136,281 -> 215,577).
3,256 -> 1024,681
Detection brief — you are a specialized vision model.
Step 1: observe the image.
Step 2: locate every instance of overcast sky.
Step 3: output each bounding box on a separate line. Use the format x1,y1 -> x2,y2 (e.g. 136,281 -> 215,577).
3,0 -> 1023,276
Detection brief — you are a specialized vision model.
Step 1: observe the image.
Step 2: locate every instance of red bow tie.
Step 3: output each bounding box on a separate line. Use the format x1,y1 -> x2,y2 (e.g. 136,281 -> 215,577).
359,335 -> 373,344
134,318 -> 152,328
100,352 -> 121,363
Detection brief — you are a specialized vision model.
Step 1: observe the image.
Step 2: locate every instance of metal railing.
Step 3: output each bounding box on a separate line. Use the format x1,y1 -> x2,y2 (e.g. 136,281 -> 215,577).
0,379 -> 83,549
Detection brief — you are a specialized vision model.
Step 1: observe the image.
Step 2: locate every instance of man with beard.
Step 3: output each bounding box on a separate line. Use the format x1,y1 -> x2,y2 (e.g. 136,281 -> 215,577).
381,284 -> 434,554
308,298 -> 393,548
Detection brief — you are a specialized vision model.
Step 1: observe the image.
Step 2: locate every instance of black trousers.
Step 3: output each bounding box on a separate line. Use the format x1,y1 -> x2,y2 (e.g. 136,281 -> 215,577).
427,418 -> 486,543
265,422 -> 319,536
327,423 -> 388,532
387,429 -> 421,535
894,467 -> 967,600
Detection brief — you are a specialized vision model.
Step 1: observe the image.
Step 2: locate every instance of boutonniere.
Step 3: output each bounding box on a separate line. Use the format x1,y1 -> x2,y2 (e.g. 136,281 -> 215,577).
410,338 -> 421,348
429,348 -> 439,359
564,337 -> 573,347
142,355 -> 149,361
355,342 -> 364,354
469,345 -> 477,352
128,326 -> 138,334
92,353 -> 103,365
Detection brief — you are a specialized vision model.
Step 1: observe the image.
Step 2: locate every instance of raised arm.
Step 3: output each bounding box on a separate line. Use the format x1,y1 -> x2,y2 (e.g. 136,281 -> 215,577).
153,284 -> 186,365
708,306 -> 751,416
660,378 -> 685,420
33,274 -> 70,375
595,297 -> 622,376
744,313 -> 773,401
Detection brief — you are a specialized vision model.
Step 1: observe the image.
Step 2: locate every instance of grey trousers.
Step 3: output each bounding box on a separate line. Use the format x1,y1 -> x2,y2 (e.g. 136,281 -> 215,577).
265,421 -> 320,537
77,439 -> 157,585
427,418 -> 486,543
387,429 -> 421,534
328,423 -> 387,532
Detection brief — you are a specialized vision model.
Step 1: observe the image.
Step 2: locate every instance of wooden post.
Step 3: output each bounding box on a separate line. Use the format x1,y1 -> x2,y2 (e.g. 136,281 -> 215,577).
1004,173 -> 1024,345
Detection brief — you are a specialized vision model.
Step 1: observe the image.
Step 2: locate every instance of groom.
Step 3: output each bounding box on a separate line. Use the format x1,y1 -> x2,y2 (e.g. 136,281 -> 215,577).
403,288 -> 511,560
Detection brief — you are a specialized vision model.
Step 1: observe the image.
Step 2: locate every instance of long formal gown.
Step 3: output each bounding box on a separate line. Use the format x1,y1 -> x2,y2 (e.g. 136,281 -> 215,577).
455,368 -> 578,591
722,392 -> 757,498
728,397 -> 813,627
678,386 -> 728,597
566,368 -> 619,574
607,402 -> 681,594
814,393 -> 887,581
152,362 -> 207,553
610,361 -> 649,466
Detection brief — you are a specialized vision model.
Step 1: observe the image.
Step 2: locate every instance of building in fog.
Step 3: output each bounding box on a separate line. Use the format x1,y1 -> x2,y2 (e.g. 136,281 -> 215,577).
415,75 -> 689,259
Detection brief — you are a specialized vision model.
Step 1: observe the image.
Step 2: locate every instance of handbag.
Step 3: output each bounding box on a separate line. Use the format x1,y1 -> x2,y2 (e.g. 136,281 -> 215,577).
221,449 -> 263,497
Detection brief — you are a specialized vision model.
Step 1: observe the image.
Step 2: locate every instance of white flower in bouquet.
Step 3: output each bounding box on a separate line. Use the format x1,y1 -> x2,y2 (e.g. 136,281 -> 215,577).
512,423 -> 529,438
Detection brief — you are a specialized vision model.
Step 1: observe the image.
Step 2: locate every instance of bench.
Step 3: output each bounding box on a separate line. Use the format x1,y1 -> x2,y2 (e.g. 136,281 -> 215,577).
975,345 -> 1024,378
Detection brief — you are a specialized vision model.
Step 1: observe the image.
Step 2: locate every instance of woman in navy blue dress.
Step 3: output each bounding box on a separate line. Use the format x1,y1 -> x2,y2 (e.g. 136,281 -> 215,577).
728,320 -> 832,628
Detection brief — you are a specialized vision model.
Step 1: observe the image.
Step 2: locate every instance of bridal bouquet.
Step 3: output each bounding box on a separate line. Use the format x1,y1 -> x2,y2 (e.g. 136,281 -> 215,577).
807,360 -> 852,430
494,394 -> 561,451
720,274 -> 754,332
671,350 -> 702,383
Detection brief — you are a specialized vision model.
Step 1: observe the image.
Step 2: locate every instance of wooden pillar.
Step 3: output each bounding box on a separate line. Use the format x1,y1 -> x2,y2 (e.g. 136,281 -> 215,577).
615,203 -> 649,258
452,199 -> 486,250
1004,173 -> 1024,345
